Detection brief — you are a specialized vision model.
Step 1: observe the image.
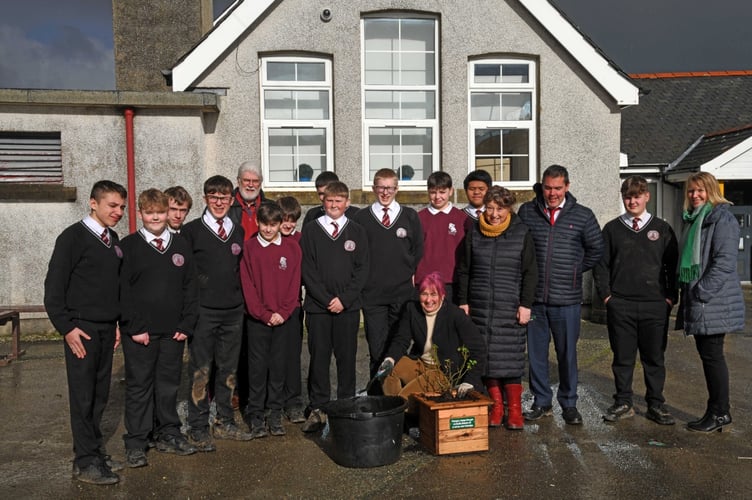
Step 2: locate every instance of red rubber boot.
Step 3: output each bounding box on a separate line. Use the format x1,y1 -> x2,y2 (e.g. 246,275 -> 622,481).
505,383 -> 524,430
485,379 -> 503,427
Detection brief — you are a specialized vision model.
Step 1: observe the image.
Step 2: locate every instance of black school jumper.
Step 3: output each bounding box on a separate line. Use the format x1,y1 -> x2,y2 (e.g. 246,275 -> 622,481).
182,213 -> 245,430
44,221 -> 121,469
301,218 -> 369,409
119,231 -> 198,450
353,205 -> 423,377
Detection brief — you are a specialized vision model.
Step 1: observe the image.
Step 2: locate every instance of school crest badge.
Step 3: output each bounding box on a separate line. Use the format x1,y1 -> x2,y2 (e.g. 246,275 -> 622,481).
172,253 -> 185,267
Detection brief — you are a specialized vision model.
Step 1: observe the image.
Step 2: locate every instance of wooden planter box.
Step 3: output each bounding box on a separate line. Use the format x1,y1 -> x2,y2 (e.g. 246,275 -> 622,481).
411,391 -> 494,455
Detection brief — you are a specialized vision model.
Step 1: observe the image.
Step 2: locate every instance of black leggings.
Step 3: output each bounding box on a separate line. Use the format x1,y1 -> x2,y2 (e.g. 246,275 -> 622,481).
693,334 -> 730,414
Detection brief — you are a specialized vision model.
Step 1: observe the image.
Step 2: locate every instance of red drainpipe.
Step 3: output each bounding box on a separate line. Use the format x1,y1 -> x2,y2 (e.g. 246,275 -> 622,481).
124,108 -> 137,233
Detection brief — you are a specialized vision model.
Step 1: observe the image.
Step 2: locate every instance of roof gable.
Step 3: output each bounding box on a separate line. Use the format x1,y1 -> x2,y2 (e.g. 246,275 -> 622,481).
171,0 -> 638,105
622,72 -> 752,167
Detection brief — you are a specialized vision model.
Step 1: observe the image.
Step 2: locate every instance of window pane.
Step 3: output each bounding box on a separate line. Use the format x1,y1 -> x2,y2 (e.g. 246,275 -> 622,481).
503,129 -> 529,155
296,62 -> 326,81
400,53 -> 434,85
268,155 -> 295,183
400,91 -> 434,119
474,64 -> 501,84
265,90 -> 294,119
268,129 -> 327,182
369,127 -> 432,181
267,62 -> 295,81
364,52 -> 397,85
296,91 -> 329,119
268,129 -> 295,155
502,64 -> 529,83
507,156 -> 529,182
475,129 -> 501,155
471,93 -> 501,121
400,19 -> 435,52
265,91 -> 328,119
365,91 -> 395,119
364,19 -> 399,51
501,93 -> 532,121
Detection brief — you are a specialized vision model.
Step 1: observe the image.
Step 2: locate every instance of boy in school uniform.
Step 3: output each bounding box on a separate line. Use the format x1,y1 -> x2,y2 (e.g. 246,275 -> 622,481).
302,172 -> 360,226
353,168 -> 423,379
182,175 -> 252,451
593,176 -> 678,425
240,202 -> 302,438
44,180 -> 127,485
300,182 -> 370,433
277,196 -> 306,423
416,171 -> 467,305
119,189 -> 199,468
164,185 -> 193,233
462,170 -> 492,231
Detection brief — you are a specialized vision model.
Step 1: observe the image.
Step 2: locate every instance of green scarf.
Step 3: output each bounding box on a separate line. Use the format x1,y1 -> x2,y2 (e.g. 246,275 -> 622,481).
678,203 -> 712,283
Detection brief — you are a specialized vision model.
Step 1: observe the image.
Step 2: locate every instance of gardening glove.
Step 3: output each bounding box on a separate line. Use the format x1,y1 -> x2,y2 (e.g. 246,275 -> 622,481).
377,358 -> 395,379
456,383 -> 474,398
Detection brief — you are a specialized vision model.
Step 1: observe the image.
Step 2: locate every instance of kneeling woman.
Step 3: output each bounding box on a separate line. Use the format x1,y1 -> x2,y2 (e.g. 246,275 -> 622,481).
457,186 -> 537,430
379,273 -> 487,408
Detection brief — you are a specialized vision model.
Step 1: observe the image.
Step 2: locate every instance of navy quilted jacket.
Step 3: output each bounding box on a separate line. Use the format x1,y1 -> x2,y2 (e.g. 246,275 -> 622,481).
517,184 -> 604,306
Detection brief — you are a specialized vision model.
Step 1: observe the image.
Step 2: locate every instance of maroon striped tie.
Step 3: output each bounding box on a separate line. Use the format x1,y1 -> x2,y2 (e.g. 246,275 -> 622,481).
100,229 -> 110,245
331,221 -> 339,238
217,218 -> 227,240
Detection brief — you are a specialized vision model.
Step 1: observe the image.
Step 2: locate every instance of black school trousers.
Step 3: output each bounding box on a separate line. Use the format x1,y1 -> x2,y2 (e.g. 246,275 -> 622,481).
64,319 -> 116,468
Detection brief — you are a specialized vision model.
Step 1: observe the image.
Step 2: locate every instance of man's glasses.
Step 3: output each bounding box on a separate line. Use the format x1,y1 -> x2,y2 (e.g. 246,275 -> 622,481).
374,186 -> 397,193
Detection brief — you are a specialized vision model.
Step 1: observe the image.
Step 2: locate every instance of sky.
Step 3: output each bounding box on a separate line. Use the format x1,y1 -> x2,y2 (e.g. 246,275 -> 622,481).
0,0 -> 750,90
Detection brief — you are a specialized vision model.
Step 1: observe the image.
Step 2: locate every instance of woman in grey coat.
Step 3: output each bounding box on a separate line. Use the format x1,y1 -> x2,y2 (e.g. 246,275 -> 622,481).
676,172 -> 745,433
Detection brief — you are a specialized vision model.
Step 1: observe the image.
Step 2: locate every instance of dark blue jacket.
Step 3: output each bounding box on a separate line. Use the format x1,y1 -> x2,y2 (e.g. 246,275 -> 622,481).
517,184 -> 604,306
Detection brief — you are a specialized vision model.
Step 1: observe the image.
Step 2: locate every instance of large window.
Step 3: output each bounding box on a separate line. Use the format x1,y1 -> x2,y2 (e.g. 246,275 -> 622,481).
362,16 -> 439,185
261,57 -> 332,186
468,59 -> 536,187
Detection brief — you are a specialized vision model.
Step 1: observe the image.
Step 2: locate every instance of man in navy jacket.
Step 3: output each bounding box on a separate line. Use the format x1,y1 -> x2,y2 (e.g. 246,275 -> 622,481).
518,165 -> 604,425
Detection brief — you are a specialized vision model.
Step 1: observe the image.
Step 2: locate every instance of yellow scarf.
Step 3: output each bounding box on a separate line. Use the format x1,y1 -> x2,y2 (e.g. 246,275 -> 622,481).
479,213 -> 511,237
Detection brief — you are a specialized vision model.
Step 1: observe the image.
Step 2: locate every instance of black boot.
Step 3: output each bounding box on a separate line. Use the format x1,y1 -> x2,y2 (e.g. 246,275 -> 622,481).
687,410 -> 709,426
687,411 -> 732,433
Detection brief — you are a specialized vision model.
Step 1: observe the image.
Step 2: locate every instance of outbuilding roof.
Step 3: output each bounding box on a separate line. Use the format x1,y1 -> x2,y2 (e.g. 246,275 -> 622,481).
621,71 -> 752,167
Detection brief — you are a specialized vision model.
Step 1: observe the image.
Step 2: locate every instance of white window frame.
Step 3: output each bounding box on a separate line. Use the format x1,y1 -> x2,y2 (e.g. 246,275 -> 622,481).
467,58 -> 537,188
260,56 -> 333,188
361,15 -> 440,188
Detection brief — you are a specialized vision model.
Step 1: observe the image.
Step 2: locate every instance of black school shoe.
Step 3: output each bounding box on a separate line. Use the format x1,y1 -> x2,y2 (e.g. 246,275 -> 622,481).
126,449 -> 148,468
156,434 -> 198,455
646,405 -> 676,426
524,405 -> 553,421
687,411 -> 731,432
603,403 -> 634,422
562,406 -> 583,425
72,460 -> 120,485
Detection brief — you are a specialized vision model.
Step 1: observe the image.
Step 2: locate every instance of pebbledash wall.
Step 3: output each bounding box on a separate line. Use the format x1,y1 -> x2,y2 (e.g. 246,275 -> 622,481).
0,0 -> 634,333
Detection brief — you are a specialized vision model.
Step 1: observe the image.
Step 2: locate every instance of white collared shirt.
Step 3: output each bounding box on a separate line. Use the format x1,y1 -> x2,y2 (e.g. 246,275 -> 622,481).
547,199 -> 566,223
256,232 -> 282,247
203,210 -> 233,236
140,227 -> 171,247
371,201 -> 399,222
320,214 -> 347,237
621,211 -> 651,230
83,215 -> 108,240
427,202 -> 453,215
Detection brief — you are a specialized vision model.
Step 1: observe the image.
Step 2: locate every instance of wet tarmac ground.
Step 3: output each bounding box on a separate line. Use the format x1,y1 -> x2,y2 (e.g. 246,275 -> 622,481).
2,291 -> 752,499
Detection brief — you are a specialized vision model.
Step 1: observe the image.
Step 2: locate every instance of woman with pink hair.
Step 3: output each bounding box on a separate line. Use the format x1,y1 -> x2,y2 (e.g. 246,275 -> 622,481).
377,272 -> 486,407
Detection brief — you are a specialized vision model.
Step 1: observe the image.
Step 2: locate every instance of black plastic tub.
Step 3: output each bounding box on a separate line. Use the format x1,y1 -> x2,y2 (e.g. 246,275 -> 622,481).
322,395 -> 406,468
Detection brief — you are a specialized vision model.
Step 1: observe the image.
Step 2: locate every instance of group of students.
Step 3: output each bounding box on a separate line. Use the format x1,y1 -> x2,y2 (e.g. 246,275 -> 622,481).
44,160 -> 744,486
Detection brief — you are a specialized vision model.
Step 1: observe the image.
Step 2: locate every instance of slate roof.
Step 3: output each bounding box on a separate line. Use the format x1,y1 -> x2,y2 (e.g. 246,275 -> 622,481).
621,71 -> 752,166
668,124 -> 752,174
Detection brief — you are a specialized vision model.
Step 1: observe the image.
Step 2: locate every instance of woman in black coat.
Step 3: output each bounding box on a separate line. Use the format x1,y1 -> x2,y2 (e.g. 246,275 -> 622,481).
457,186 -> 537,430
379,273 -> 487,409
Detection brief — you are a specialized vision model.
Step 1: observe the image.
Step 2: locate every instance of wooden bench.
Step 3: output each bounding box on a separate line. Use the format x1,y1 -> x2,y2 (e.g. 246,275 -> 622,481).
0,310 -> 24,366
